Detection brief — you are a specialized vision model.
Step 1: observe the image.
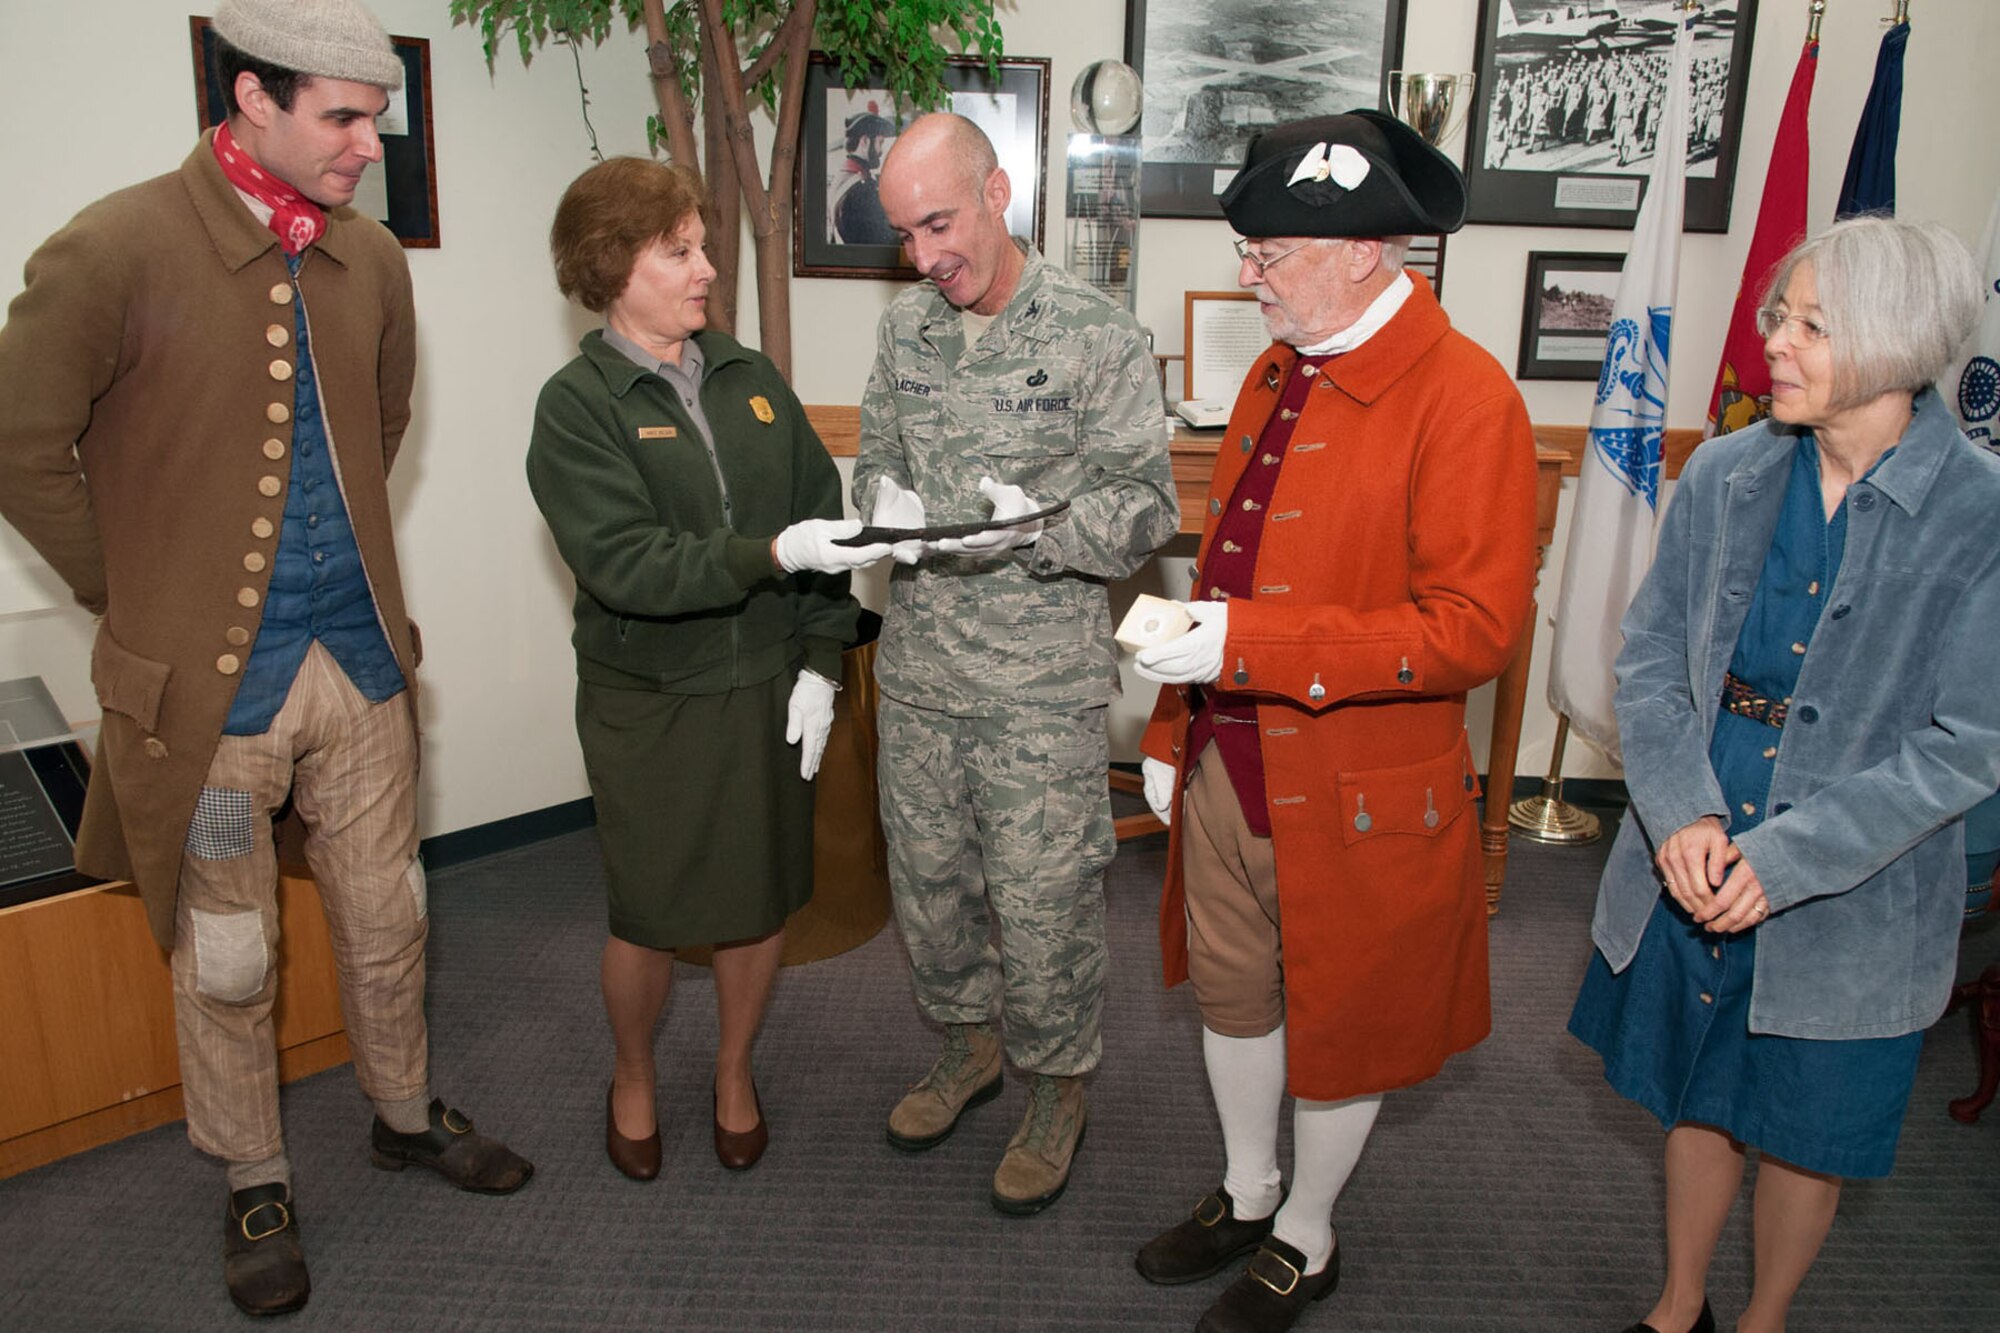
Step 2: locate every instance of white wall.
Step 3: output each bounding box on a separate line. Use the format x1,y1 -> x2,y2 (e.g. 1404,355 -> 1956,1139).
3,0 -> 1996,837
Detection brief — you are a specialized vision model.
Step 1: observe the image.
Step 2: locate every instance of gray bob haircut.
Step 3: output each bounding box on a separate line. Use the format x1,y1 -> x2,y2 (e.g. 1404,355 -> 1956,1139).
1764,215 -> 1981,409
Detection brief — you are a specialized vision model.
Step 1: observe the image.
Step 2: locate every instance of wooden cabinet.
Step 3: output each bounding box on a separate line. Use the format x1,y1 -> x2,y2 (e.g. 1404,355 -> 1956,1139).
0,870 -> 349,1178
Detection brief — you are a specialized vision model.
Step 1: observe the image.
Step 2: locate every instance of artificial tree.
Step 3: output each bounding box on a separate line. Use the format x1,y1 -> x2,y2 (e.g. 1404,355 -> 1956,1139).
449,0 -> 1003,381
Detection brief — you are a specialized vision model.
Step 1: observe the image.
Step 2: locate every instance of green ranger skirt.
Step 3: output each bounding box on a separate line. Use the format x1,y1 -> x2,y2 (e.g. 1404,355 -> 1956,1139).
576,668 -> 814,949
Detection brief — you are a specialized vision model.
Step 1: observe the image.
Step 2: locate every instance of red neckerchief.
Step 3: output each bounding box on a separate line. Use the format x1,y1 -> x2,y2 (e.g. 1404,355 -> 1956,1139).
212,122 -> 326,256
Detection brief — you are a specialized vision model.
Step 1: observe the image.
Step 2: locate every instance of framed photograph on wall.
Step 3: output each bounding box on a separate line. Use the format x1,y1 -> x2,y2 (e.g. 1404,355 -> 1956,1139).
1517,250 -> 1625,380
1125,0 -> 1406,219
1463,0 -> 1757,232
189,16 -> 441,248
793,54 -> 1050,280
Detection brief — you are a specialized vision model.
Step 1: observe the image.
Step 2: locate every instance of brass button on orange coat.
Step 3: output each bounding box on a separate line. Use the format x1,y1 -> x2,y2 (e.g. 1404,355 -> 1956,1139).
265,324 -> 290,348
267,402 -> 290,424
263,439 -> 286,460
216,654 -> 241,676
251,517 -> 275,539
269,283 -> 292,305
237,587 -> 261,608
258,475 -> 282,497
269,359 -> 293,382
226,626 -> 251,646
243,552 -> 267,573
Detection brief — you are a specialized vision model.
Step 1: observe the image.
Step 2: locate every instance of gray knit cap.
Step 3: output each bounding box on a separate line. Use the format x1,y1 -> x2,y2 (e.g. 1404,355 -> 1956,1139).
214,0 -> 404,90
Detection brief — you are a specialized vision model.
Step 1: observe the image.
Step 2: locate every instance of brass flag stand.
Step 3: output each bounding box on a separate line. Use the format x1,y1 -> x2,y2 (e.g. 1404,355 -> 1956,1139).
1507,712 -> 1602,844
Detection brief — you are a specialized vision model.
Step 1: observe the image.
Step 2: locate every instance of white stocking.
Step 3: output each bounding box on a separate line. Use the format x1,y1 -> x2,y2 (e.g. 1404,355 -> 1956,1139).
1272,1092 -> 1383,1275
1201,1024 -> 1287,1220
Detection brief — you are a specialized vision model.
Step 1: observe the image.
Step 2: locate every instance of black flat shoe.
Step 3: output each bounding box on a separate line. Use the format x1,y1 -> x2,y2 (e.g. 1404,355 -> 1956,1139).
1135,1187 -> 1277,1285
1195,1236 -> 1340,1333
370,1098 -> 534,1194
223,1182 -> 309,1317
1620,1299 -> 1715,1333
605,1082 -> 661,1181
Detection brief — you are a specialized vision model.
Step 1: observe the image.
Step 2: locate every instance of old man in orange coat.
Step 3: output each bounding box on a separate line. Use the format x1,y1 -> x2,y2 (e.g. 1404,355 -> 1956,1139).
1130,112 -> 1539,1333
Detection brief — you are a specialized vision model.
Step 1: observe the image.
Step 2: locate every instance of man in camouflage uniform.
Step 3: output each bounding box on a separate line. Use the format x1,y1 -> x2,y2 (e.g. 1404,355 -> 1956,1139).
854,113 -> 1178,1214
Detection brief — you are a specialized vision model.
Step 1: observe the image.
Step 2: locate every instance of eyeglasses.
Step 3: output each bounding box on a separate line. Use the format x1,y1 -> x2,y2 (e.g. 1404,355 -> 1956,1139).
1754,307 -> 1831,347
1233,238 -> 1316,278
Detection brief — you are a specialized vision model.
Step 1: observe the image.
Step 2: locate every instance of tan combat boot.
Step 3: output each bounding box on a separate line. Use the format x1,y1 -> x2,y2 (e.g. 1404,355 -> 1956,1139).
886,1022 -> 1003,1152
990,1073 -> 1086,1215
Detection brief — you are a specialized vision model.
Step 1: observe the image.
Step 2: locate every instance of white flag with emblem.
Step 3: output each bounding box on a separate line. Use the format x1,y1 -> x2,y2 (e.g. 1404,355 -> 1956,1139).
1944,186 -> 2000,453
1545,10 -> 1694,762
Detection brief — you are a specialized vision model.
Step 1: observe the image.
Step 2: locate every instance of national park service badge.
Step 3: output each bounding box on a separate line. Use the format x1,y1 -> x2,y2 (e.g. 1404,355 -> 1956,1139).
749,395 -> 775,424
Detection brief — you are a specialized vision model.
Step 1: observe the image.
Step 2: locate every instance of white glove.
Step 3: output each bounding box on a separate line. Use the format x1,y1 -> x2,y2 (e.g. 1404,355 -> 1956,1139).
1141,755 -> 1177,827
772,518 -> 891,574
785,669 -> 838,780
934,476 -> 1044,556
869,476 -> 928,566
1133,600 -> 1228,685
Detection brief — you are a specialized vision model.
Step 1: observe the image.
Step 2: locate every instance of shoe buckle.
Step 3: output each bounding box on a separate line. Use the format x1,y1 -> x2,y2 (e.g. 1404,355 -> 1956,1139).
442,1107 -> 473,1135
1250,1249 -> 1301,1298
239,1200 -> 290,1242
1194,1194 -> 1227,1228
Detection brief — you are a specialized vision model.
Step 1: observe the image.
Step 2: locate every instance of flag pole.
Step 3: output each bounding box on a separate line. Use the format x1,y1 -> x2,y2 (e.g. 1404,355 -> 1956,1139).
1809,0 -> 1825,44
1507,712 -> 1603,844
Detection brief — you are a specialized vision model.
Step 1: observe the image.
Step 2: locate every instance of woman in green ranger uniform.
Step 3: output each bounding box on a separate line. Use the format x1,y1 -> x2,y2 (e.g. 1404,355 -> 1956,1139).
528,158 -> 887,1181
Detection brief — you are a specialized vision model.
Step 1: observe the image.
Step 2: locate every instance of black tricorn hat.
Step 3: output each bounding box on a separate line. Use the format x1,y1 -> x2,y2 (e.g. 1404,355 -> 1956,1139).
1218,110 -> 1467,238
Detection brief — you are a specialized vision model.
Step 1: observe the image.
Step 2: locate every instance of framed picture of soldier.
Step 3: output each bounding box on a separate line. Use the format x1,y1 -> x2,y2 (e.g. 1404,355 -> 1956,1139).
792,54 -> 1050,280
1463,0 -> 1758,232
189,16 -> 441,248
1124,0 -> 1406,219
1517,250 -> 1625,380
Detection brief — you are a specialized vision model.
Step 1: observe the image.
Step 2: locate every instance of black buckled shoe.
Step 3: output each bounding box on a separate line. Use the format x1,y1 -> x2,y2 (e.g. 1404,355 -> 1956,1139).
1196,1236 -> 1340,1333
1620,1299 -> 1716,1333
223,1182 -> 309,1317
369,1099 -> 534,1194
1136,1187 -> 1277,1285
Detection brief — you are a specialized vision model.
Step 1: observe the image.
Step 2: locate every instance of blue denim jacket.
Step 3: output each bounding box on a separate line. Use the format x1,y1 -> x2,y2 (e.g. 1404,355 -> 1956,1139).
1592,389 -> 2000,1039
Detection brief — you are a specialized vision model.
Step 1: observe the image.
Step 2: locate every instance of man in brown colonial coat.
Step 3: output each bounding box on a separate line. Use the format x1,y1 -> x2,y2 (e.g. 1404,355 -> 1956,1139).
1129,113 -> 1539,1333
0,0 -> 528,1316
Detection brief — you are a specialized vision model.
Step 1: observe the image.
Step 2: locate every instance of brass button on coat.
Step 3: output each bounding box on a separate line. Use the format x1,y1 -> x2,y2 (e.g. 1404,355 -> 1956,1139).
143,737 -> 169,759
263,439 -> 286,460
237,587 -> 260,608
258,475 -> 282,497
243,552 -> 267,573
267,402 -> 290,424
226,626 -> 251,646
268,359 -> 293,382
265,324 -> 290,347
216,654 -> 241,675
252,517 -> 275,539
269,283 -> 293,305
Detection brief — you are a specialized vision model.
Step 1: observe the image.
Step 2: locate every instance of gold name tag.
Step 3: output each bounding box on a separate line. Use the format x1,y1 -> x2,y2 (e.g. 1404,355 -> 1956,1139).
637,426 -> 678,440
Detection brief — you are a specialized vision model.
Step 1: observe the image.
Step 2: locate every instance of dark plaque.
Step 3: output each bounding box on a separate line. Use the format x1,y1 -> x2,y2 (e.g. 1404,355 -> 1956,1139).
0,742 -> 95,909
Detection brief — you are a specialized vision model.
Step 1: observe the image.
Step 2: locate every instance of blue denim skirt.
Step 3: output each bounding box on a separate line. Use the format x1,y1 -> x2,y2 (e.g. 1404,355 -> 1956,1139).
1568,894 -> 1922,1179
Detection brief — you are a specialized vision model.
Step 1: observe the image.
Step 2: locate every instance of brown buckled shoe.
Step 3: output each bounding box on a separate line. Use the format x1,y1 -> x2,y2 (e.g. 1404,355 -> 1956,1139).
990,1073 -> 1085,1216
370,1098 -> 534,1194
223,1182 -> 309,1317
1196,1236 -> 1340,1333
887,1023 -> 1003,1152
1136,1187 -> 1277,1284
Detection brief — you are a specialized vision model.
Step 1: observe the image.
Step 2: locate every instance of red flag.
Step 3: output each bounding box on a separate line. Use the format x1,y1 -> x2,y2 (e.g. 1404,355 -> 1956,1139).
1705,38 -> 1818,438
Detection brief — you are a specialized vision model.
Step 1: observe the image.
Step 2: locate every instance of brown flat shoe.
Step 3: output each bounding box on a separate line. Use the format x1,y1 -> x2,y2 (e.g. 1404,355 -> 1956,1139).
605,1082 -> 661,1181
714,1082 -> 768,1170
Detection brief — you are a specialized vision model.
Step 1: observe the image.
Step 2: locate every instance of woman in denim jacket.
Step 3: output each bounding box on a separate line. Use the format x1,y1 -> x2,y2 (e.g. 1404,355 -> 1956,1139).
1570,217 -> 1998,1333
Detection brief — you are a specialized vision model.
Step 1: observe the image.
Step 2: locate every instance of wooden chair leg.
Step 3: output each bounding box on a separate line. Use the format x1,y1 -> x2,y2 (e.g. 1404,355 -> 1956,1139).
1948,965 -> 2000,1125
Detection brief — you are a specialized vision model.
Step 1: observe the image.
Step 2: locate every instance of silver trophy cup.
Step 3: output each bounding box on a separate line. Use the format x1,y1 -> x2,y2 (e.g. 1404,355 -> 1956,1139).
1387,71 -> 1475,147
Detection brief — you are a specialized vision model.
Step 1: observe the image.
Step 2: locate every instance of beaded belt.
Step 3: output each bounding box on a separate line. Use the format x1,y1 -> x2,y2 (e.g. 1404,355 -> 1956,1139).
1720,671 -> 1787,729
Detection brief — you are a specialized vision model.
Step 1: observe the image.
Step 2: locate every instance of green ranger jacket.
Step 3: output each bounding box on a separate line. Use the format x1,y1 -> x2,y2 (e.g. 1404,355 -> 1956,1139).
854,246 -> 1179,715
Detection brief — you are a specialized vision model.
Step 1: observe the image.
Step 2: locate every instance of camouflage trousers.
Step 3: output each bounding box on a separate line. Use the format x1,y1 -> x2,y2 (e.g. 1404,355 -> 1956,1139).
876,694 -> 1115,1076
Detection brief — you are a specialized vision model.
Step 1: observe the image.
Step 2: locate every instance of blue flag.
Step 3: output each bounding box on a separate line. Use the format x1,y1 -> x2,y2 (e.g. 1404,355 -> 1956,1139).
1837,20 -> 1909,218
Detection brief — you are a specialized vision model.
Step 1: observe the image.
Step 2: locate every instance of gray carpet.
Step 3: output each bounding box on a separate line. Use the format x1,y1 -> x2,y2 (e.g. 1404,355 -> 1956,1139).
3,814 -> 1996,1331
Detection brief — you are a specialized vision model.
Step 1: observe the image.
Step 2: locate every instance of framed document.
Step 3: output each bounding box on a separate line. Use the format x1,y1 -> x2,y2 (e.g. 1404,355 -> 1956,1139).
1517,250 -> 1624,381
1184,291 -> 1267,405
